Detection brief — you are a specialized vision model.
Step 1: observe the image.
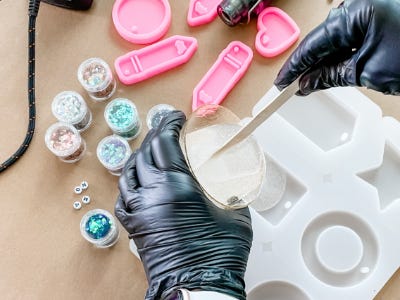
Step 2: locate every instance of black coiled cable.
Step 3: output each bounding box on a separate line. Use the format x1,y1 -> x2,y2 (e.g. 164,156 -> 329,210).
0,0 -> 40,173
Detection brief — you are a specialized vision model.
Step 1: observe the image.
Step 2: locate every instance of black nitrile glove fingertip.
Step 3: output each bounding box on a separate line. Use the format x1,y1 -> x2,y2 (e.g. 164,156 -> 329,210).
158,110 -> 186,132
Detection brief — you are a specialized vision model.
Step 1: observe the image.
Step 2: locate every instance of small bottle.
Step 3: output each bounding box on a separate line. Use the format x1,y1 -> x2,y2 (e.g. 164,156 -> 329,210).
97,135 -> 132,176
51,91 -> 92,132
80,209 -> 120,248
104,98 -> 142,140
217,0 -> 273,26
77,57 -> 116,101
44,122 -> 86,163
146,104 -> 175,130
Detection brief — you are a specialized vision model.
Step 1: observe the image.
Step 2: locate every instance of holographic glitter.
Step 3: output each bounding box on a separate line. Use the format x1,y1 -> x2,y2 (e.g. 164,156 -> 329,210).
146,104 -> 175,129
97,135 -> 132,176
105,98 -> 141,140
80,209 -> 120,248
77,58 -> 116,101
45,123 -> 86,163
99,139 -> 128,166
51,91 -> 92,132
83,64 -> 107,87
85,213 -> 112,239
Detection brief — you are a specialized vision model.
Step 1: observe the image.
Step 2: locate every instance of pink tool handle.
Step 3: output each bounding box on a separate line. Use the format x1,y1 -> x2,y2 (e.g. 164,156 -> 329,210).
192,41 -> 253,111
115,35 -> 198,85
187,0 -> 221,26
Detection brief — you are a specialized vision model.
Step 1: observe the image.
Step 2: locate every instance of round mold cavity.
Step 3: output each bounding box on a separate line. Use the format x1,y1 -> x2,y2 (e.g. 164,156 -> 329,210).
315,226 -> 364,273
301,211 -> 379,287
248,281 -> 310,300
112,0 -> 171,44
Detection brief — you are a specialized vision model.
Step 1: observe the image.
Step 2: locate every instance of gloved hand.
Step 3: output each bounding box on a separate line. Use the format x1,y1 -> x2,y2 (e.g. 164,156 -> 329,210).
274,0 -> 400,95
115,110 -> 253,300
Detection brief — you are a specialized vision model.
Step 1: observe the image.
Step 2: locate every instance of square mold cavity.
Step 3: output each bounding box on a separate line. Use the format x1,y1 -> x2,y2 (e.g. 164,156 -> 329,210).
277,91 -> 357,152
250,154 -> 307,226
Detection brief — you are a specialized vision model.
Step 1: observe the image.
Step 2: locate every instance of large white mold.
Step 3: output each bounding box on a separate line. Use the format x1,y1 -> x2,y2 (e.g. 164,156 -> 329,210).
246,87 -> 400,300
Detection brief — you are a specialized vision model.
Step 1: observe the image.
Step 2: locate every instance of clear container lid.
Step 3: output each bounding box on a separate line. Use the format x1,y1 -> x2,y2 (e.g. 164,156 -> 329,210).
179,104 -> 266,209
96,135 -> 132,171
80,209 -> 117,244
146,103 -> 175,129
44,122 -> 82,157
51,91 -> 88,124
104,98 -> 140,132
77,57 -> 113,92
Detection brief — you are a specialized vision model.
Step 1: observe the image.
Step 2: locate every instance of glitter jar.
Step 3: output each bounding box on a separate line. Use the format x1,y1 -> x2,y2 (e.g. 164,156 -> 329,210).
104,98 -> 142,140
77,57 -> 116,101
146,104 -> 175,130
44,122 -> 86,163
97,135 -> 132,176
80,209 -> 120,248
51,91 -> 92,132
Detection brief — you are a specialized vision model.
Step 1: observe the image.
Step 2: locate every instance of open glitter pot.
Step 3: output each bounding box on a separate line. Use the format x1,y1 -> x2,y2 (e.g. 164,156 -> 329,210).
104,98 -> 142,140
96,135 -> 132,176
44,122 -> 86,163
179,104 -> 266,209
51,91 -> 92,132
80,209 -> 120,248
77,58 -> 116,102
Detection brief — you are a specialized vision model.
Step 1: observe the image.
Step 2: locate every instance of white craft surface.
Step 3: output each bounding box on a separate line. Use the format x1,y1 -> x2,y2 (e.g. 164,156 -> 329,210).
246,86 -> 400,300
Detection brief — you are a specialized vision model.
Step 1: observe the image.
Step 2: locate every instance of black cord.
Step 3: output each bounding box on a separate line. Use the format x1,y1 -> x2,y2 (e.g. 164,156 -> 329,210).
0,1 -> 41,173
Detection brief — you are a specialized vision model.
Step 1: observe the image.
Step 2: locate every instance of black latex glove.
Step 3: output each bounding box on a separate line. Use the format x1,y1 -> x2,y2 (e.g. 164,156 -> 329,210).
115,110 -> 253,300
274,0 -> 400,95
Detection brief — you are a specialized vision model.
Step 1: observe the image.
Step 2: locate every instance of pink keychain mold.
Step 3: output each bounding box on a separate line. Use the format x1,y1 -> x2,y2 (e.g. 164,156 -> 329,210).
187,0 -> 221,26
255,7 -> 300,58
112,0 -> 171,44
115,35 -> 198,85
192,41 -> 253,111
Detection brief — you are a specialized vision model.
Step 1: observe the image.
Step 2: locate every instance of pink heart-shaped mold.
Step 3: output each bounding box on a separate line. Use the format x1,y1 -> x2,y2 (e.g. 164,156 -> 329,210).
255,7 -> 300,58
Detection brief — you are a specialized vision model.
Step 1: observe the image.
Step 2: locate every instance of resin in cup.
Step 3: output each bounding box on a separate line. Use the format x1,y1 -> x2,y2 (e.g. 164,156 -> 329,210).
181,105 -> 266,209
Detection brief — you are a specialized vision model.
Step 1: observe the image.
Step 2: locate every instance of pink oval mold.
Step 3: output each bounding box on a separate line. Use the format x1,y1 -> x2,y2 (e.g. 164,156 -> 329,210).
112,0 -> 172,45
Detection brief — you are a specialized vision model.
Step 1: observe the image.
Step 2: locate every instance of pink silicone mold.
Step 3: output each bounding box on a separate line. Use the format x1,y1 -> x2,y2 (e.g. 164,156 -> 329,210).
192,41 -> 253,111
114,35 -> 198,85
187,0 -> 221,26
112,0 -> 171,45
255,7 -> 300,58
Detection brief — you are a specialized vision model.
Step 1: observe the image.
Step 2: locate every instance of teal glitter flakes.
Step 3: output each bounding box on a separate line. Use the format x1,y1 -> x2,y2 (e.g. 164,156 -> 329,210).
97,135 -> 132,176
105,98 -> 142,140
85,213 -> 112,239
80,209 -> 120,248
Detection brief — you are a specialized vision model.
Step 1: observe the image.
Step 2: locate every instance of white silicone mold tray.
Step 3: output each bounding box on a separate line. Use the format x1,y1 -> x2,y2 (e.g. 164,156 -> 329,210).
245,86 -> 400,300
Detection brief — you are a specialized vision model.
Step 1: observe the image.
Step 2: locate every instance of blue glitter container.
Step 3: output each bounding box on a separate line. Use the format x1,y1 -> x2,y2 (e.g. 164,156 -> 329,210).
104,98 -> 142,140
97,135 -> 132,176
80,209 -> 120,248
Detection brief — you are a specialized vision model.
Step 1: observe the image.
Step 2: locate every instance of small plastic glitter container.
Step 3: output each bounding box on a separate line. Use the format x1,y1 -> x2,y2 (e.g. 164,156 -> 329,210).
44,122 -> 86,163
97,135 -> 132,176
146,104 -> 175,130
77,58 -> 116,102
80,209 -> 120,248
104,98 -> 142,140
51,91 -> 92,132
